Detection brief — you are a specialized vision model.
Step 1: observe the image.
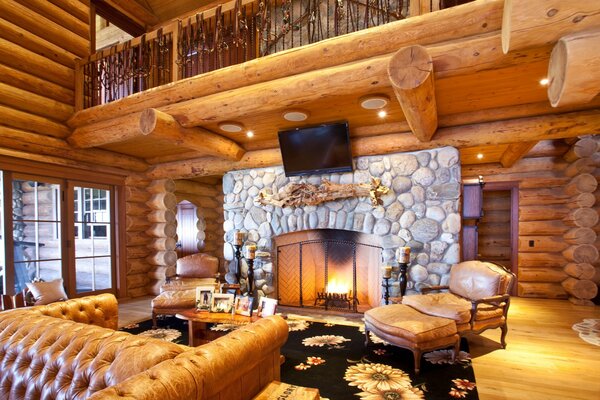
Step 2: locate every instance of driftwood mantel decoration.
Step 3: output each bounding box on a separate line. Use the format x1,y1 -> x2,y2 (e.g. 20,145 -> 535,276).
255,178 -> 390,208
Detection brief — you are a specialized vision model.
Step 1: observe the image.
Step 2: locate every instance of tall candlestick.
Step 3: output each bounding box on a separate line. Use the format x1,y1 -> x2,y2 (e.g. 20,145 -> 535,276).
382,265 -> 392,279
246,243 -> 256,260
234,231 -> 244,246
398,247 -> 411,264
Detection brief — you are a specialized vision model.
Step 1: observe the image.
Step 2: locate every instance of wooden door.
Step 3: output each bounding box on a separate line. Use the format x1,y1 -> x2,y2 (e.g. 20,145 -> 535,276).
176,201 -> 198,258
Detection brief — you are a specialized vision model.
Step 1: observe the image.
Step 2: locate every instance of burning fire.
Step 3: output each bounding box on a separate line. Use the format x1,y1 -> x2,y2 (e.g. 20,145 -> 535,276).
326,279 -> 350,295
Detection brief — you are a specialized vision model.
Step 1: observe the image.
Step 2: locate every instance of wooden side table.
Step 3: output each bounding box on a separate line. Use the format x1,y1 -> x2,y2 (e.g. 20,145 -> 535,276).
176,309 -> 259,346
253,381 -> 320,400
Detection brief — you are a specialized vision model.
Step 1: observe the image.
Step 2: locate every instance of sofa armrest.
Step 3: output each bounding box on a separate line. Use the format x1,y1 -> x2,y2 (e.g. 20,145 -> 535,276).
420,285 -> 449,294
28,293 -> 119,330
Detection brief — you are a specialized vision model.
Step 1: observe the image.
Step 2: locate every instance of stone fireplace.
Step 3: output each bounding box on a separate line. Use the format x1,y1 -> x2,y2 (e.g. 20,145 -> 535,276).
222,146 -> 461,306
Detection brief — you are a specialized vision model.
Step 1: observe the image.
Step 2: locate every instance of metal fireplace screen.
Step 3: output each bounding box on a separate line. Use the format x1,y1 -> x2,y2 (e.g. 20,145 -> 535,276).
277,238 -> 382,312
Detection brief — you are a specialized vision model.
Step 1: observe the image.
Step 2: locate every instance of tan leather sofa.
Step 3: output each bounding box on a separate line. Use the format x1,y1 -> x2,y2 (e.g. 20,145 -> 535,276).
402,260 -> 515,347
0,294 -> 288,400
161,253 -> 220,292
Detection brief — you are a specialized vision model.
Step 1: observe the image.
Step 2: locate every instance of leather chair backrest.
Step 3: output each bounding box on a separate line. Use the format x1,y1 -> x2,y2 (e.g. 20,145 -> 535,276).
448,260 -> 514,300
176,253 -> 219,278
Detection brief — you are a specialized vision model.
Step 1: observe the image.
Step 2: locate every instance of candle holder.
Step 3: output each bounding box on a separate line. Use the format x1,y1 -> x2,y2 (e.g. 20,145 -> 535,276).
233,243 -> 243,283
383,277 -> 390,305
398,262 -> 408,297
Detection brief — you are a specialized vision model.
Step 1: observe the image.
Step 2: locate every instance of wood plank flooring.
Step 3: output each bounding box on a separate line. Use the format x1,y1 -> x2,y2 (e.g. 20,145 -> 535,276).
118,296 -> 600,400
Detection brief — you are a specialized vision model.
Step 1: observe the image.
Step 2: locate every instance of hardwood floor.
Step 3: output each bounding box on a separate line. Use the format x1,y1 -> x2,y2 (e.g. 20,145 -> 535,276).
118,296 -> 600,400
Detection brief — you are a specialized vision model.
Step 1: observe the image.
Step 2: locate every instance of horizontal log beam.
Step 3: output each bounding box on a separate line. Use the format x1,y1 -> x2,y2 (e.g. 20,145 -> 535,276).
48,0 -> 89,23
68,113 -> 144,147
175,180 -> 219,197
0,82 -> 73,122
500,141 -> 538,167
0,104 -> 70,138
0,1 -> 89,57
388,45 -> 438,141
148,109 -> 600,178
139,109 -> 245,161
502,0 -> 600,53
68,0 -> 504,128
14,0 -> 89,39
107,0 -> 159,27
0,126 -> 148,172
0,64 -> 73,105
548,29 -> 600,107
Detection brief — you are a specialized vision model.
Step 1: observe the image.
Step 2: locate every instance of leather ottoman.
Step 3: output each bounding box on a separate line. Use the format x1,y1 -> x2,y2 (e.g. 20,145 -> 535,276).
151,289 -> 196,328
364,304 -> 460,374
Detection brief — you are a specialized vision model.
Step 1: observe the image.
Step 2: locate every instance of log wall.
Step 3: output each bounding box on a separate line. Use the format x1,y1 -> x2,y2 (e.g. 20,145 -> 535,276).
463,138 -> 600,300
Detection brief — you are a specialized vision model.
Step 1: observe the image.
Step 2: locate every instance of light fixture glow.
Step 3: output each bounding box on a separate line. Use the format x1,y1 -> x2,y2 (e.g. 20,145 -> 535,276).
378,110 -> 387,118
360,95 -> 389,110
477,153 -> 484,160
246,130 -> 254,138
283,110 -> 309,122
539,78 -> 549,86
218,122 -> 244,133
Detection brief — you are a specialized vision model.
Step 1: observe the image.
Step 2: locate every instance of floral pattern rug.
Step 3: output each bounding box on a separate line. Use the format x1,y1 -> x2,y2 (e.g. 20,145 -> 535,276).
572,319 -> 600,346
122,316 -> 478,399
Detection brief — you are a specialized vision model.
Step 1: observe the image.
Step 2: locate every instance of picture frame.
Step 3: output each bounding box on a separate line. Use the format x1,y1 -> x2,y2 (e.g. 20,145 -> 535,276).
195,286 -> 215,311
211,293 -> 235,313
257,297 -> 278,317
234,295 -> 254,316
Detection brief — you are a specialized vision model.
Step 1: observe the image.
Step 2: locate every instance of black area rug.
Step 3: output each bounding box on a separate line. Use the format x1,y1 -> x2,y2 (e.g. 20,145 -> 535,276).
121,317 -> 478,400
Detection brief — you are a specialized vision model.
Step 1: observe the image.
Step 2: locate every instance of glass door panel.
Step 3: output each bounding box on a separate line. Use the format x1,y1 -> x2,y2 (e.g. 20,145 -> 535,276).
74,186 -> 113,293
0,171 -> 5,295
12,179 -> 62,292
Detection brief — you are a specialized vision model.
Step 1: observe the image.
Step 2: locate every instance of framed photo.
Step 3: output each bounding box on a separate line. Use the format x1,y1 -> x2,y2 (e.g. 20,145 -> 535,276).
195,286 -> 215,311
234,296 -> 254,316
211,293 -> 235,313
257,297 -> 278,317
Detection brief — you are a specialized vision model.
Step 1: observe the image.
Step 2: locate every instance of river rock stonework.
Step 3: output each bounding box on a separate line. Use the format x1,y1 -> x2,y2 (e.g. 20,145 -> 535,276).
223,147 -> 461,301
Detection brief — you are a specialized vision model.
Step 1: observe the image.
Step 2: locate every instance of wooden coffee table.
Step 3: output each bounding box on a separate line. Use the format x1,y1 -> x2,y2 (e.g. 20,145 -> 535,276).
176,309 -> 260,346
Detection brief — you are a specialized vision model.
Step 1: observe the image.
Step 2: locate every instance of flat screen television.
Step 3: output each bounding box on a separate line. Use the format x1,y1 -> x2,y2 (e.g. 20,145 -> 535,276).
278,121 -> 353,177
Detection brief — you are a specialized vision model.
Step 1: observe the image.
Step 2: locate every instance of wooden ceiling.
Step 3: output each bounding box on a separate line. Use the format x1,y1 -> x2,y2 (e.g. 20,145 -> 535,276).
65,0 -> 600,179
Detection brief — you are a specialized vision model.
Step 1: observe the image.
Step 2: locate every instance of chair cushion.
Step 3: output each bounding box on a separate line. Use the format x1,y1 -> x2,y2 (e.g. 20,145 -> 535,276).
448,261 -> 512,300
402,293 -> 472,324
364,304 -> 457,344
152,289 -> 196,309
160,278 -> 217,293
177,253 -> 219,278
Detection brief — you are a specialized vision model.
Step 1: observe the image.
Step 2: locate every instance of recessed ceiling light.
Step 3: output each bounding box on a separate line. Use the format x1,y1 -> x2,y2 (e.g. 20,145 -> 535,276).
283,110 -> 309,122
477,153 -> 484,160
378,110 -> 387,118
218,122 -> 244,133
246,130 -> 254,138
539,78 -> 549,86
360,95 -> 389,110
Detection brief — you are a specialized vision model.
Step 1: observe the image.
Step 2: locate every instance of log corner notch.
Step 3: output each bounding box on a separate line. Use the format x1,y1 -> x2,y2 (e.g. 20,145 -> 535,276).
140,109 -> 246,161
388,45 -> 438,142
547,29 -> 600,107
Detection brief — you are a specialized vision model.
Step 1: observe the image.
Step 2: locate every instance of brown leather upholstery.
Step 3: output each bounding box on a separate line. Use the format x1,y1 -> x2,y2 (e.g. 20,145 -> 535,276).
402,260 -> 515,348
0,294 -> 289,400
151,289 -> 197,328
364,304 -> 459,374
160,253 -> 219,293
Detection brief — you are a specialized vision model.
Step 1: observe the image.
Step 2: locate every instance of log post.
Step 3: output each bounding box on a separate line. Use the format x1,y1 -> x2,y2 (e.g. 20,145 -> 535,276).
548,29 -> 600,107
388,45 -> 437,142
139,109 -> 245,161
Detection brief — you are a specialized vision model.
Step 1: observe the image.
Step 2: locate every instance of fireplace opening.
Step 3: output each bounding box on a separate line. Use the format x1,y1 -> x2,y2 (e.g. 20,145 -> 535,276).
274,229 -> 382,312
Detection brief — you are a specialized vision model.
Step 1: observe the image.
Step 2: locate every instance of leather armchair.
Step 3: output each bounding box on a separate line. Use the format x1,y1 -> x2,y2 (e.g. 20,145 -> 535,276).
402,260 -> 515,348
160,253 -> 219,293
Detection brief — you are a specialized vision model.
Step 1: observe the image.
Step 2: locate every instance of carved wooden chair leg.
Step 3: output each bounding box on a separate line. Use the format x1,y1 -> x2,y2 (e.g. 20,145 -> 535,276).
413,349 -> 422,375
152,312 -> 158,329
452,338 -> 460,362
500,324 -> 508,349
364,327 -> 370,347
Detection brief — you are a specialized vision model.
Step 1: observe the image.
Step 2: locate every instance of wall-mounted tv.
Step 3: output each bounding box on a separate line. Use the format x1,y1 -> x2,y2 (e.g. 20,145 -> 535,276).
278,122 -> 353,177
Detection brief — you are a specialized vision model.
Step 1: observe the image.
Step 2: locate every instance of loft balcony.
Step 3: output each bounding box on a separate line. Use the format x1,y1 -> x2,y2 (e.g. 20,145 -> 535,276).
67,0 -> 600,179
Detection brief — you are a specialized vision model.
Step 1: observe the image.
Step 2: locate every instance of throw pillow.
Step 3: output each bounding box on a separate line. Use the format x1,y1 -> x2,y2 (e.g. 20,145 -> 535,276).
26,279 -> 69,305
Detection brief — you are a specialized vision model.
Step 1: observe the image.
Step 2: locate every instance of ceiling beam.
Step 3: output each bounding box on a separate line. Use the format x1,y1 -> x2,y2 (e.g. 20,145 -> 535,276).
388,45 -> 438,142
94,0 -> 157,32
500,141 -> 539,167
548,29 -> 600,107
502,0 -> 600,54
139,109 -> 245,161
148,109 -> 600,179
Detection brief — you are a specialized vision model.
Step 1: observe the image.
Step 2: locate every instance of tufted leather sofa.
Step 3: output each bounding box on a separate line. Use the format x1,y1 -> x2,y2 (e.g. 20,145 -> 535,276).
0,294 -> 289,400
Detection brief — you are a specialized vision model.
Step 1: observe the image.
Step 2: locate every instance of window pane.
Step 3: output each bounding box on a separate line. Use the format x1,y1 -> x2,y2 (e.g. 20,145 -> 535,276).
0,171 -> 4,295
14,260 -> 62,292
75,224 -> 111,257
13,180 -> 60,222
76,257 -> 111,293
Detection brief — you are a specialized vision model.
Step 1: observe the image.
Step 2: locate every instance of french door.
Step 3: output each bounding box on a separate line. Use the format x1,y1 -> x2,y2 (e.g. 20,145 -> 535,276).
1,172 -> 116,297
